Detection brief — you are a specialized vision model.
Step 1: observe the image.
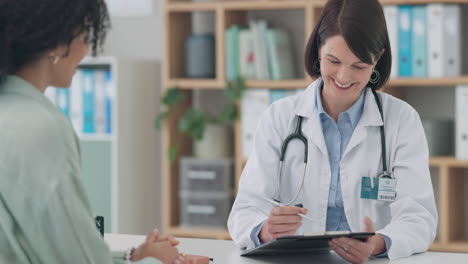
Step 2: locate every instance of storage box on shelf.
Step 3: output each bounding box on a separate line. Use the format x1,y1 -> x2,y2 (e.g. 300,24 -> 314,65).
179,158 -> 234,231
163,0 -> 468,253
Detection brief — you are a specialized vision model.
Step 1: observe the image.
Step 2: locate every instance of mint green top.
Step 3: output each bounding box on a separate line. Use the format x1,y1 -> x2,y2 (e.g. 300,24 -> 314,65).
0,76 -> 161,264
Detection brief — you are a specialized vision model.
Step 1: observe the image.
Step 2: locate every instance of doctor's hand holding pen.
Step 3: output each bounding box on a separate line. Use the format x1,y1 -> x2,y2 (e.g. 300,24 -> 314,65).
328,216 -> 386,264
259,205 -> 308,243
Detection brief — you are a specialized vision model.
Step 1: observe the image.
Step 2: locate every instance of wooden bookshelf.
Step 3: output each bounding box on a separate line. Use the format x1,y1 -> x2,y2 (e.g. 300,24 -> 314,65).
388,76 -> 468,87
167,76 -> 468,89
162,0 -> 468,253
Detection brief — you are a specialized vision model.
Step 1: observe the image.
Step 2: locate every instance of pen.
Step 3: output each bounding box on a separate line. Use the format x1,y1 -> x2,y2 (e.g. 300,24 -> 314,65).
262,197 -> 316,223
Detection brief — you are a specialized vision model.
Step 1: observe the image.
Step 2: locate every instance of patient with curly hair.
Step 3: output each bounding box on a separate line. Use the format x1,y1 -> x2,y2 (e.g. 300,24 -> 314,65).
0,1 -> 198,263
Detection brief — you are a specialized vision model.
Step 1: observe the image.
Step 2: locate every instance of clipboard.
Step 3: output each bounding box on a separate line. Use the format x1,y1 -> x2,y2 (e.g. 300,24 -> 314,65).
241,231 -> 375,256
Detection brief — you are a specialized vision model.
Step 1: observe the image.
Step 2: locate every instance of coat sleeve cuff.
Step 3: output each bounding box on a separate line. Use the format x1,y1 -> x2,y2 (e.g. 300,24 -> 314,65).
250,221 -> 266,247
373,234 -> 392,258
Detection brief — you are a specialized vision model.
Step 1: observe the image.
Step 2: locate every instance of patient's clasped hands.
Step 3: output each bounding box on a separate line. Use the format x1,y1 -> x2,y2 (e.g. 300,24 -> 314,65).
130,229 -> 208,264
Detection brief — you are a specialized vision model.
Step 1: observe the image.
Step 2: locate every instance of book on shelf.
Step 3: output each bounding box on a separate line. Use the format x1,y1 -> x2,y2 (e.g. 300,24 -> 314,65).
411,5 -> 427,77
398,5 -> 412,77
241,89 -> 305,158
104,70 -> 114,134
56,87 -> 70,119
238,29 -> 256,80
94,70 -> 107,134
82,69 -> 96,134
456,85 -> 468,160
225,25 -> 240,81
227,20 -> 296,81
384,4 -> 466,78
45,68 -> 114,137
427,4 -> 462,78
442,5 -> 461,77
70,70 -> 83,133
250,19 -> 271,80
266,28 -> 295,80
241,89 -> 270,158
384,5 -> 399,78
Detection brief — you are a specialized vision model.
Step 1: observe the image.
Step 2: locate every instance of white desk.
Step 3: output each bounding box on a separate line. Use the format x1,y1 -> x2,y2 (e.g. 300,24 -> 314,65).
105,234 -> 468,264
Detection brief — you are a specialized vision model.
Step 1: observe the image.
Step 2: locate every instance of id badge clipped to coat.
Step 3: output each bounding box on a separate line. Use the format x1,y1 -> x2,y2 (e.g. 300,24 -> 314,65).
360,176 -> 397,202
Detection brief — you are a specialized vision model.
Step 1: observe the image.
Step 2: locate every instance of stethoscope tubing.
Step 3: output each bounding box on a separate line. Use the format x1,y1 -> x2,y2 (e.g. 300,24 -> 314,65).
276,86 -> 392,206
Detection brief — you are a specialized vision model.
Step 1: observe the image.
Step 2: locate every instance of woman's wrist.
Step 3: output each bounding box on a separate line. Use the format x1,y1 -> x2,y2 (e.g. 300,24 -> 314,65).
129,247 -> 139,262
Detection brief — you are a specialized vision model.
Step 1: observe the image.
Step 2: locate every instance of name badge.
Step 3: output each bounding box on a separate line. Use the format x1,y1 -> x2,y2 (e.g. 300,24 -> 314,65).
360,176 -> 397,202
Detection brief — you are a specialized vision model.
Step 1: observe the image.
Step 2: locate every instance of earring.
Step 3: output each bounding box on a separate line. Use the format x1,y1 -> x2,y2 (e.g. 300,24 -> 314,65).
313,59 -> 321,74
49,55 -> 60,65
369,69 -> 380,84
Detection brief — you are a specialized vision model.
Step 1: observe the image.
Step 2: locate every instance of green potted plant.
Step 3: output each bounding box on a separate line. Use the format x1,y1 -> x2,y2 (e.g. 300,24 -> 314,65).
155,77 -> 246,162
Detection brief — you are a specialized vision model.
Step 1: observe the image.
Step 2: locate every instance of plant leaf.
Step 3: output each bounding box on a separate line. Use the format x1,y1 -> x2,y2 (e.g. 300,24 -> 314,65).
178,109 -> 206,140
219,103 -> 238,123
154,111 -> 168,130
225,80 -> 237,102
225,77 -> 246,103
162,87 -> 184,106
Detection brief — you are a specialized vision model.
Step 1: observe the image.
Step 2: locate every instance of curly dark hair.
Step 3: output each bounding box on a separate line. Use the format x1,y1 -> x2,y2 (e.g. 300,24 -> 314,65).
0,0 -> 110,79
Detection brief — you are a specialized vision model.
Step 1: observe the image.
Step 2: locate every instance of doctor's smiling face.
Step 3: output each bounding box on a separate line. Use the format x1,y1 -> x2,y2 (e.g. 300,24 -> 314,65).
318,34 -> 378,112
304,0 -> 392,118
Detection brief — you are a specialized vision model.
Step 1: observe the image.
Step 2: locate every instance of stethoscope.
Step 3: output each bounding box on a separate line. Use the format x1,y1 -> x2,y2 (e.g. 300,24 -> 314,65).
275,85 -> 392,206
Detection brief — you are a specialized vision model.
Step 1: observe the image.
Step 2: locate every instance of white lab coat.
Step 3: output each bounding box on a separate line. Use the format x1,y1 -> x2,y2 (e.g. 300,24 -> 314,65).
228,78 -> 438,260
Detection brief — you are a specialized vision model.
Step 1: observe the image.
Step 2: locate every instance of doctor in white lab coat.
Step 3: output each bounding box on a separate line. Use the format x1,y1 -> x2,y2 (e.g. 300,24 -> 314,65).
228,0 -> 437,262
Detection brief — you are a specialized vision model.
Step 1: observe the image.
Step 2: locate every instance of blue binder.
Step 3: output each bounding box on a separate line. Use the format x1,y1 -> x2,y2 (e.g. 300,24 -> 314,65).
398,6 -> 413,77
270,90 -> 287,103
55,88 -> 70,119
411,6 -> 427,77
82,69 -> 95,134
104,70 -> 113,134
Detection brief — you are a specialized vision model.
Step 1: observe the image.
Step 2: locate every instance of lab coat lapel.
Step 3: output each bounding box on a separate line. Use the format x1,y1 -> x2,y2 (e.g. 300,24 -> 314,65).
343,88 -> 384,158
294,79 -> 328,156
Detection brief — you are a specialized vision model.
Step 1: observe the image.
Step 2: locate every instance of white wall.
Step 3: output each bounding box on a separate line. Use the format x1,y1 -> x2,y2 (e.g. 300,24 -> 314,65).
102,0 -> 164,234
103,0 -> 162,60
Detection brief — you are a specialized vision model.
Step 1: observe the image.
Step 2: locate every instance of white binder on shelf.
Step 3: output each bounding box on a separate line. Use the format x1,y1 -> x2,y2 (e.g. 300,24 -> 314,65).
411,5 -> 427,77
241,89 -> 270,158
384,5 -> 399,79
427,4 -> 444,78
250,20 -> 271,80
428,4 -> 461,78
94,70 -> 107,134
456,86 -> 468,160
70,70 -> 83,134
238,29 -> 256,80
443,5 -> 461,77
463,5 -> 468,75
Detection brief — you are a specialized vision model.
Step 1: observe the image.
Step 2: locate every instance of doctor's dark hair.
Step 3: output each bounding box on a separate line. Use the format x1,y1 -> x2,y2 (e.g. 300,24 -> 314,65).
0,0 -> 110,80
304,0 -> 391,90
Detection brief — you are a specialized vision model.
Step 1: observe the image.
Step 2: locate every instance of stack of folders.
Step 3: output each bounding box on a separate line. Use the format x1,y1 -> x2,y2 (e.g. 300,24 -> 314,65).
225,20 -> 304,158
45,68 -> 114,135
225,20 -> 296,81
241,89 -> 305,158
384,4 -> 468,78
